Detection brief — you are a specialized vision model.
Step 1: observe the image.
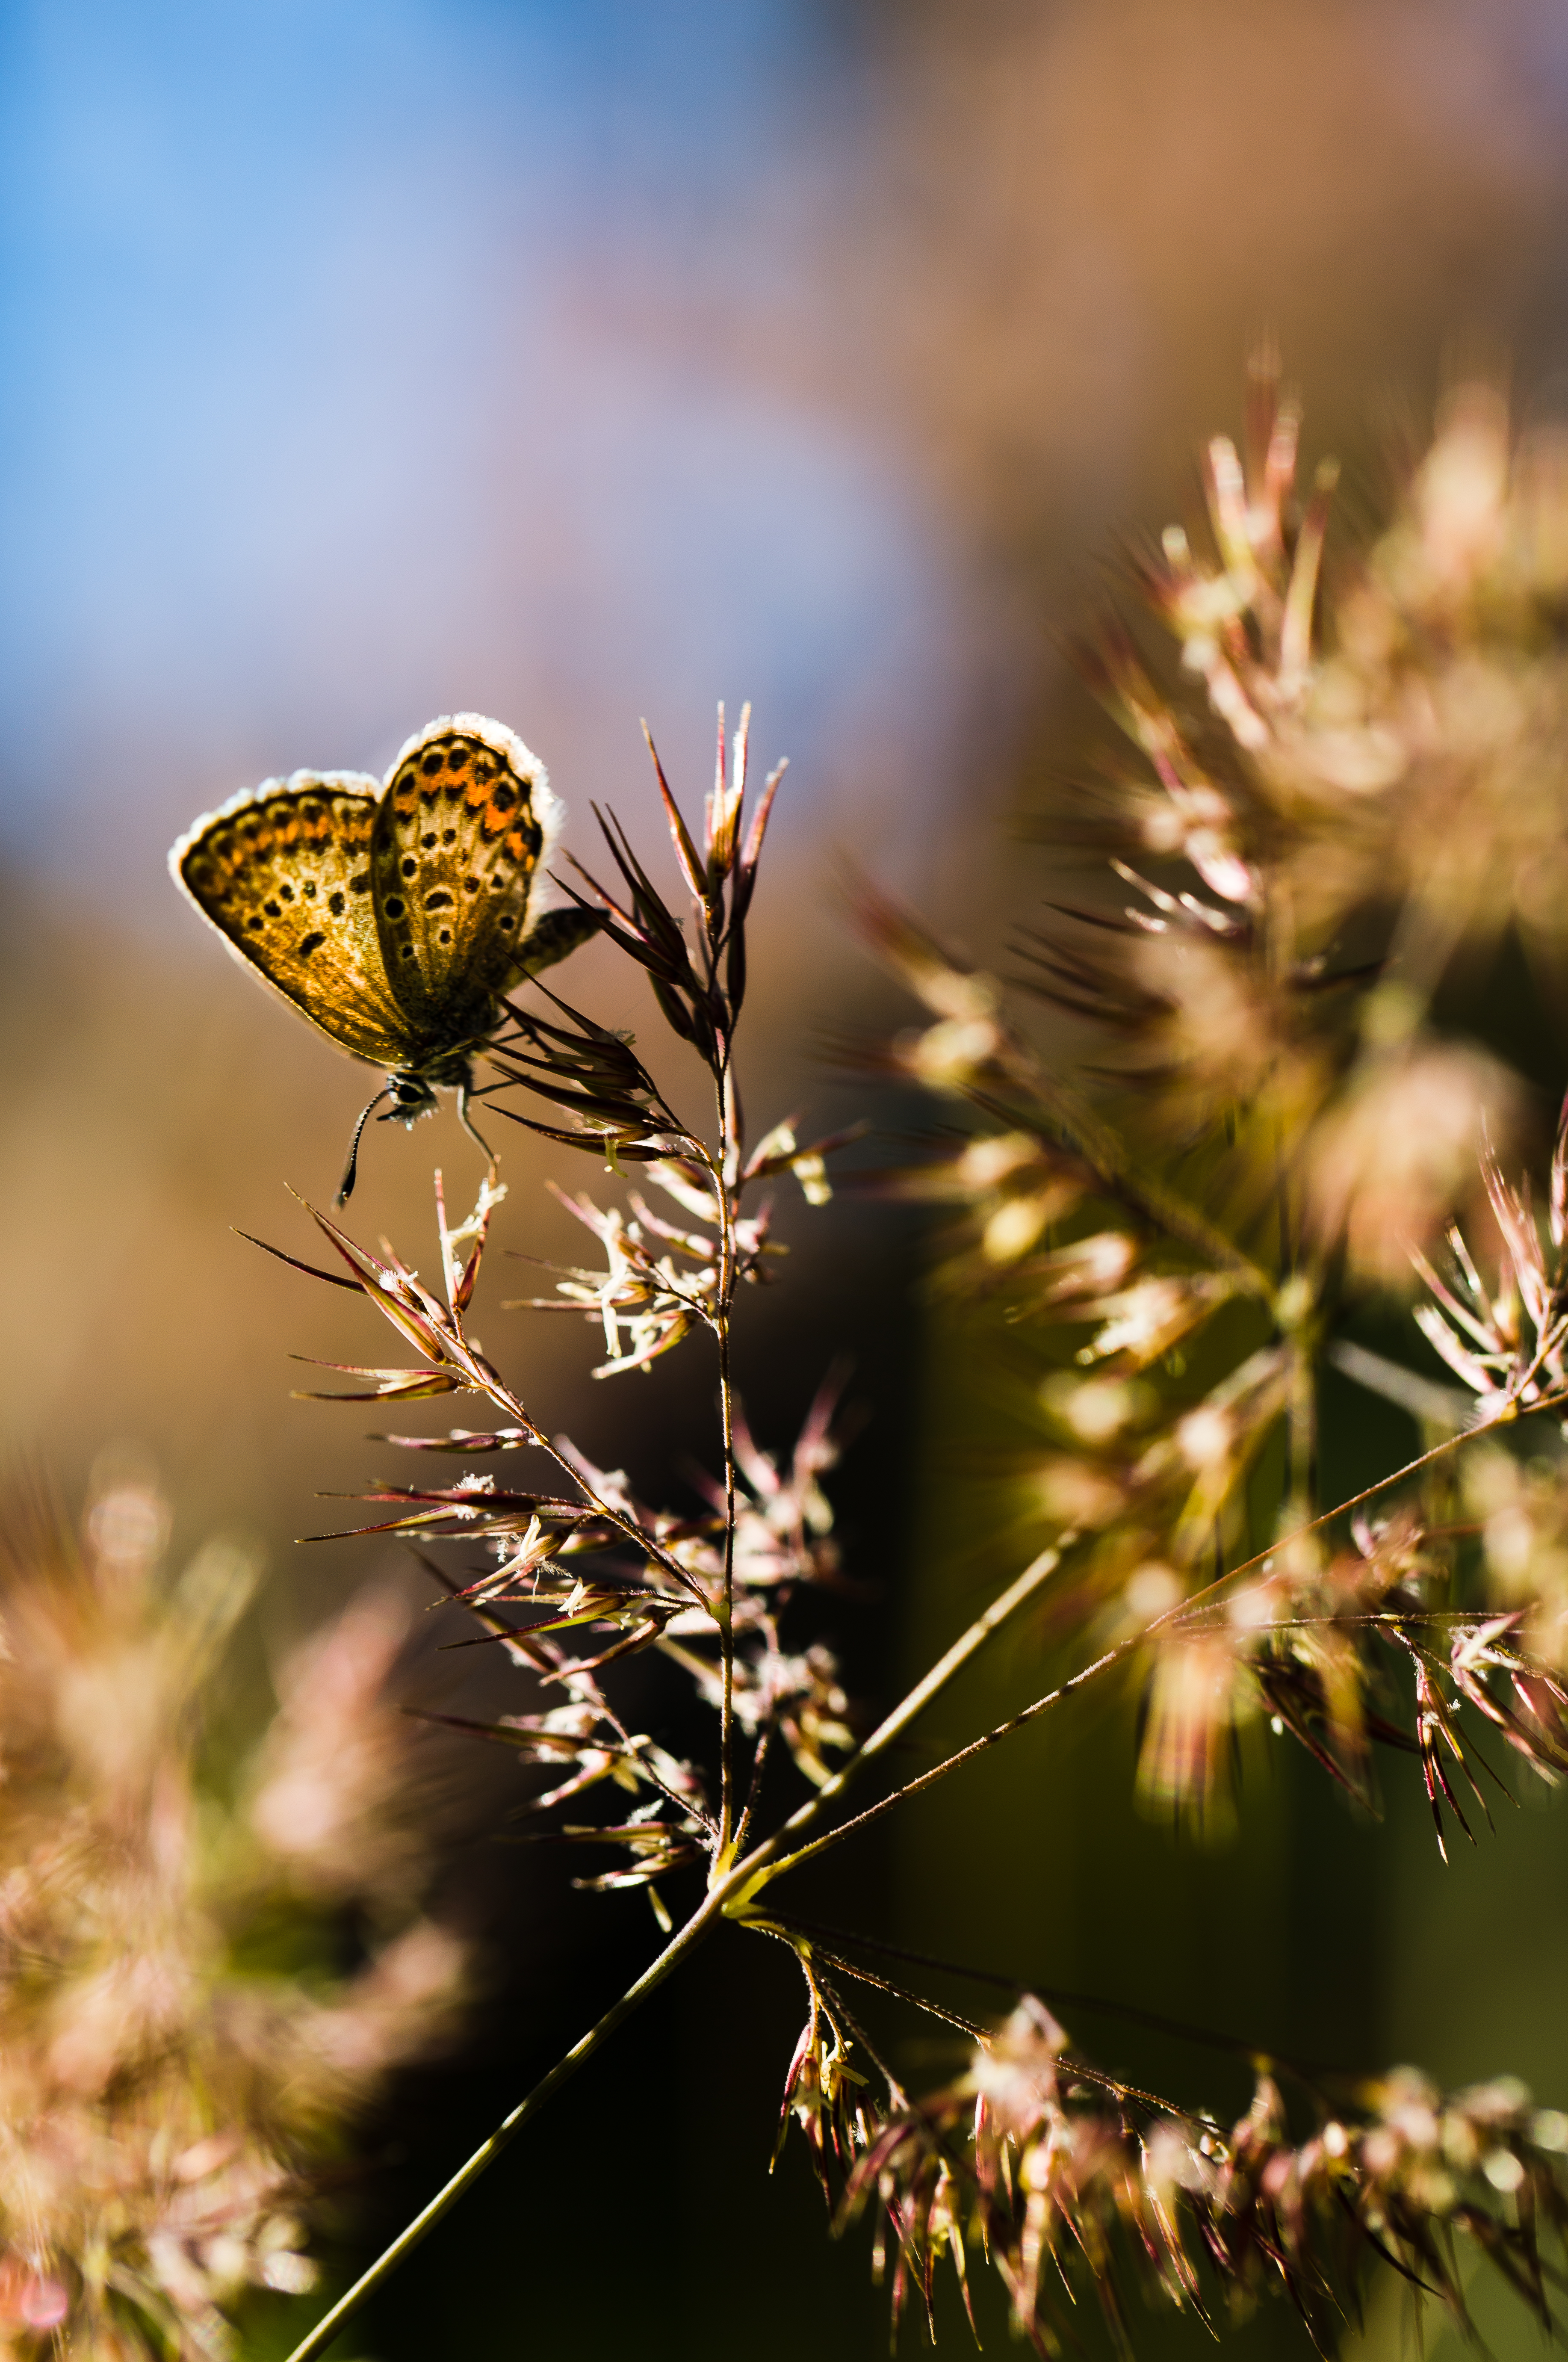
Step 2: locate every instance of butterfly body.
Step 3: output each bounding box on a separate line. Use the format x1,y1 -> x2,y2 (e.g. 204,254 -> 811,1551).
170,713 -> 597,1191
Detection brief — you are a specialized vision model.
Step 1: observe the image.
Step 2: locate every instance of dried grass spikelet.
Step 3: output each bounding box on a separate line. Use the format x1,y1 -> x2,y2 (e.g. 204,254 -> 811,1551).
868,358 -> 1568,1767
1127,1485 -> 1568,1849
1413,1107 -> 1568,1423
1132,374 -> 1568,956
806,1974 -> 1568,2356
1022,358 -> 1568,1264
0,1469 -> 466,2359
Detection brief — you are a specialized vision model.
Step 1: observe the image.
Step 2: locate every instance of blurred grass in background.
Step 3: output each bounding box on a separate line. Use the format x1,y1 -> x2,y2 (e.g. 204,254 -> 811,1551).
6,1 -> 1568,2353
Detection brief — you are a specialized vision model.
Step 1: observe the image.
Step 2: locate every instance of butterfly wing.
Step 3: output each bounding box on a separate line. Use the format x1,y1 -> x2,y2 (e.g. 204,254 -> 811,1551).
170,775 -> 421,1067
370,714 -> 563,1039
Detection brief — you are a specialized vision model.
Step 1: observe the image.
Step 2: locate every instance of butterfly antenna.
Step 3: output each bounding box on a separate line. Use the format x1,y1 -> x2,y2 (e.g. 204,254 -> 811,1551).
456,1082 -> 497,1171
337,1084 -> 395,1206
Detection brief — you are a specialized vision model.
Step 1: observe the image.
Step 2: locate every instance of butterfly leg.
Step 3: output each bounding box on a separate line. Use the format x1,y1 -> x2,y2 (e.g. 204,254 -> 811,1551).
337,1083 -> 396,1206
455,1078 -> 498,1174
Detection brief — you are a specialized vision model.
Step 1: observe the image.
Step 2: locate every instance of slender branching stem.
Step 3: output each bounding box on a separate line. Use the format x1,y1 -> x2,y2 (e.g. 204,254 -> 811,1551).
279,1372 -> 1552,2358
699,1088 -> 741,1868
770,1533 -> 1078,1830
754,1913 -> 1342,2099
720,1533 -> 1081,1910
279,1527 -> 1079,2356
747,1386 -> 1568,1894
1233,1386 -> 1568,1570
281,1883 -> 732,2362
714,1315 -> 739,1865
742,1913 -> 991,2038
748,1640 -> 1127,1891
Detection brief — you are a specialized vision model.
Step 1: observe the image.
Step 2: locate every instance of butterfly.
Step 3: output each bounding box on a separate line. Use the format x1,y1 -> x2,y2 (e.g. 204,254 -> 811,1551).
170,712 -> 599,1198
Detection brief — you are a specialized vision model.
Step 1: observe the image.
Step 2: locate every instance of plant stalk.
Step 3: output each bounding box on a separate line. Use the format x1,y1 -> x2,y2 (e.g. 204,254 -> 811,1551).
720,1531 -> 1079,1908
706,1081 -> 741,1868
280,1885 -> 729,2362
285,1379 -> 1546,2360
281,1527 -> 1078,2356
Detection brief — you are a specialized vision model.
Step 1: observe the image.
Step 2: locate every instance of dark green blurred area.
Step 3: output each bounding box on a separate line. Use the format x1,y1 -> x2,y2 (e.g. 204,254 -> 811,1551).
9,2 -> 1568,2356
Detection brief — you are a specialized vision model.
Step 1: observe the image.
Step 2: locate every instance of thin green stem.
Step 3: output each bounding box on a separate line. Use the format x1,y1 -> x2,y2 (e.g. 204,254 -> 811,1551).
287,1381 -> 1504,2357
281,1886 -> 729,2362
777,1532 -> 1075,1824
744,1386 -> 1568,1897
741,1913 -> 990,2038
758,1913 -> 1341,2096
721,1532 -> 1079,1911
714,1313 -> 738,1864
702,1082 -> 741,1868
277,1527 -> 1101,2357
1237,1386 -> 1566,1560
294,1360 -> 1552,2357
751,1640 -> 1124,1890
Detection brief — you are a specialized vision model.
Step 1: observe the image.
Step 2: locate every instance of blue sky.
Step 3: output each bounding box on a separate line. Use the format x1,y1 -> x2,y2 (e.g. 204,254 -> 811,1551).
0,0 -> 957,911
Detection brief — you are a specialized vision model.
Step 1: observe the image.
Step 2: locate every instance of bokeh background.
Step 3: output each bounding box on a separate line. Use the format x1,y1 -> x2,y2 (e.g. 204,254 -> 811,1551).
6,1 -> 1568,2354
